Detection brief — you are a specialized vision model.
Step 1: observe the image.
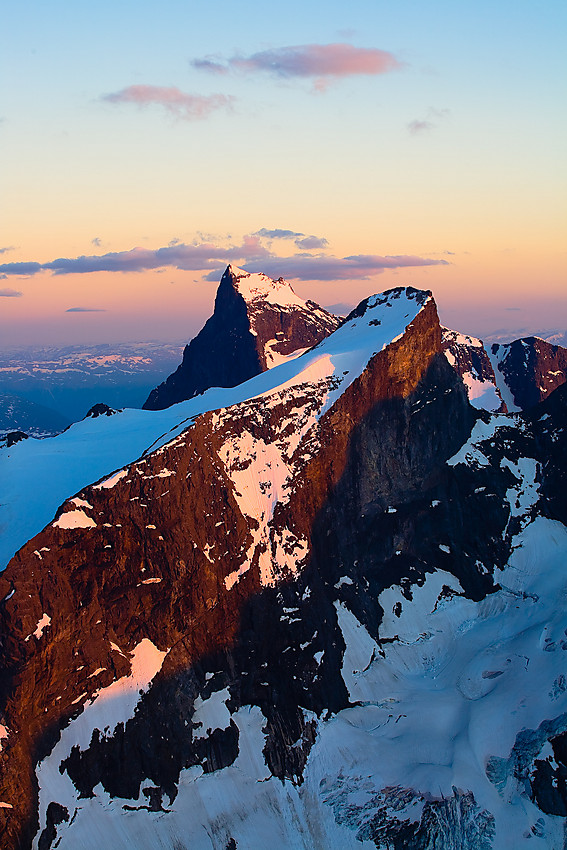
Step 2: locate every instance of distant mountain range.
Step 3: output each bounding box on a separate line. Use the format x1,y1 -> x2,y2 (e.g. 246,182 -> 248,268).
484,329 -> 567,348
0,342 -> 184,434
1,291 -> 563,440
1,267 -> 566,849
0,394 -> 71,440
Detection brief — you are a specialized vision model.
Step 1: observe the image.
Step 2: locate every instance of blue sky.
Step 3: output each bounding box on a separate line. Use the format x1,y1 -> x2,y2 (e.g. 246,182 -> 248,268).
1,0 -> 565,344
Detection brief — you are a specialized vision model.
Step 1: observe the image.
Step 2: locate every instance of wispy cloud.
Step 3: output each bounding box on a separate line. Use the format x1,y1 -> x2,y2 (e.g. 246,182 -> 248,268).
254,228 -> 304,239
408,107 -> 450,135
91,237 -> 101,247
295,236 -> 328,250
253,228 -> 328,250
65,307 -> 106,312
193,43 -> 403,90
408,119 -> 435,135
0,246 -> 15,255
0,288 -> 22,297
191,59 -> 229,75
102,85 -> 234,120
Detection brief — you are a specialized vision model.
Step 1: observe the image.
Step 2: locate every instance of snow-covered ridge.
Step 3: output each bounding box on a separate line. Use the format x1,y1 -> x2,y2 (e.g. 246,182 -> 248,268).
0,286 -> 431,570
442,328 -> 483,349
227,264 -> 308,309
29,403 -> 567,848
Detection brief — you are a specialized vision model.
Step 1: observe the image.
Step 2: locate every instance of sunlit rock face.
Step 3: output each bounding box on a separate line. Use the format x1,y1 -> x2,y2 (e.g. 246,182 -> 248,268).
0,284 -> 566,850
143,265 -> 341,410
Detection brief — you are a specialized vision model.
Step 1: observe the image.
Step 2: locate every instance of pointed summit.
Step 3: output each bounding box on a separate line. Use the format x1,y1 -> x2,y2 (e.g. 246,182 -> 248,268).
143,265 -> 340,410
224,265 -> 308,309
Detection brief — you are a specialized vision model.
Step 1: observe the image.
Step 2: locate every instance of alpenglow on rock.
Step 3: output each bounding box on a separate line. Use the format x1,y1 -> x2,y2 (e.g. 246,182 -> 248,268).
143,265 -> 341,410
0,285 -> 566,850
489,336 -> 567,411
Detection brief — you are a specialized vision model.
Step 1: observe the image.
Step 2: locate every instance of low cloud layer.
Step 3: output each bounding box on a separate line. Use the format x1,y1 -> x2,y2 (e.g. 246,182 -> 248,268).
0,238 -> 268,277
65,307 -> 106,312
230,253 -> 448,281
0,288 -> 22,297
193,43 -> 402,89
102,85 -> 234,120
0,233 -> 448,283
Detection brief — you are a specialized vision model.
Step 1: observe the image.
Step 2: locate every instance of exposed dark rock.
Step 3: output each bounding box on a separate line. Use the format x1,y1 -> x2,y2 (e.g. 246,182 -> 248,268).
143,265 -> 340,410
37,802 -> 68,850
4,431 -> 29,448
0,288 -> 565,849
85,402 -> 119,418
491,336 -> 567,410
442,327 -> 506,412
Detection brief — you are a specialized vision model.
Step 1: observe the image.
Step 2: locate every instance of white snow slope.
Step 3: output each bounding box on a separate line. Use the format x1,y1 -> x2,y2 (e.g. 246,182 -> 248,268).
31,408 -> 567,850
0,287 -> 429,571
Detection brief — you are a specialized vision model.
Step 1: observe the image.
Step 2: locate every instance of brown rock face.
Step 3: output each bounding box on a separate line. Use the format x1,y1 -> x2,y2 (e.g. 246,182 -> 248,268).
143,265 -> 340,410
491,336 -> 567,410
6,288 -> 561,848
0,290 -> 446,848
441,328 -> 506,412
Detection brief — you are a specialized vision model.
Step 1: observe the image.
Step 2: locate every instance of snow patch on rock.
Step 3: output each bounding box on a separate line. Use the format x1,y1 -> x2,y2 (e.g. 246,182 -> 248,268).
53,510 -> 96,530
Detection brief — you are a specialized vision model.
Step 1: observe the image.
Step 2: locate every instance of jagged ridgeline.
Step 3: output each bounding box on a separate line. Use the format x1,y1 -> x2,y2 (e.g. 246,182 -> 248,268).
0,268 -> 566,850
143,265 -> 341,410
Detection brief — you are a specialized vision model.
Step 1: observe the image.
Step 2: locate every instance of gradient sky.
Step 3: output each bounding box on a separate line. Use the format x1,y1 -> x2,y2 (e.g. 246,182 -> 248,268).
1,0 -> 565,346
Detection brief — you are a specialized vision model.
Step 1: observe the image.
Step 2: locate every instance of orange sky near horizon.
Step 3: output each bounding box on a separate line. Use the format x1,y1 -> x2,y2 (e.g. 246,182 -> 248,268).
1,0 -> 565,346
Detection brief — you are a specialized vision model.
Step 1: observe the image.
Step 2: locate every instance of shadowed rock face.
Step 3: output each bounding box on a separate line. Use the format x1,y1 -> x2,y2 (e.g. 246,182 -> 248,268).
143,265 -> 340,411
491,336 -> 567,410
0,290 -> 566,850
441,328 -> 506,412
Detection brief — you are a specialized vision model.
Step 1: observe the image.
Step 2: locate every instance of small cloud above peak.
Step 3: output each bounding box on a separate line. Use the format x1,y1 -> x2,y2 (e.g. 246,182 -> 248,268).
407,107 -> 450,135
254,229 -> 328,250
191,58 -> 229,75
295,235 -> 328,250
408,119 -> 435,135
101,85 -> 234,120
192,43 -> 403,90
254,228 -> 305,239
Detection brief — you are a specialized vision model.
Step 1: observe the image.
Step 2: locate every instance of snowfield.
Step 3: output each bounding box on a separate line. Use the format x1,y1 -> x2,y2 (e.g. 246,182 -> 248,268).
1,281 -> 565,849
0,286 -> 428,571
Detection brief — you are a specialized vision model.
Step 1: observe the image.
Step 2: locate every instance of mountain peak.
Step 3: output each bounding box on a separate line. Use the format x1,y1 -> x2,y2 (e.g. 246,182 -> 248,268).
222,264 -> 307,310
2,280 -> 567,849
143,267 -> 340,410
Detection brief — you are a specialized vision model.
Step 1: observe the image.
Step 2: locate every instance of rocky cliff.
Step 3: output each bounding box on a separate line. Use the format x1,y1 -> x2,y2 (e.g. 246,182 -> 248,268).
441,328 -> 506,412
143,265 -> 340,410
0,287 -> 566,850
490,336 -> 567,411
